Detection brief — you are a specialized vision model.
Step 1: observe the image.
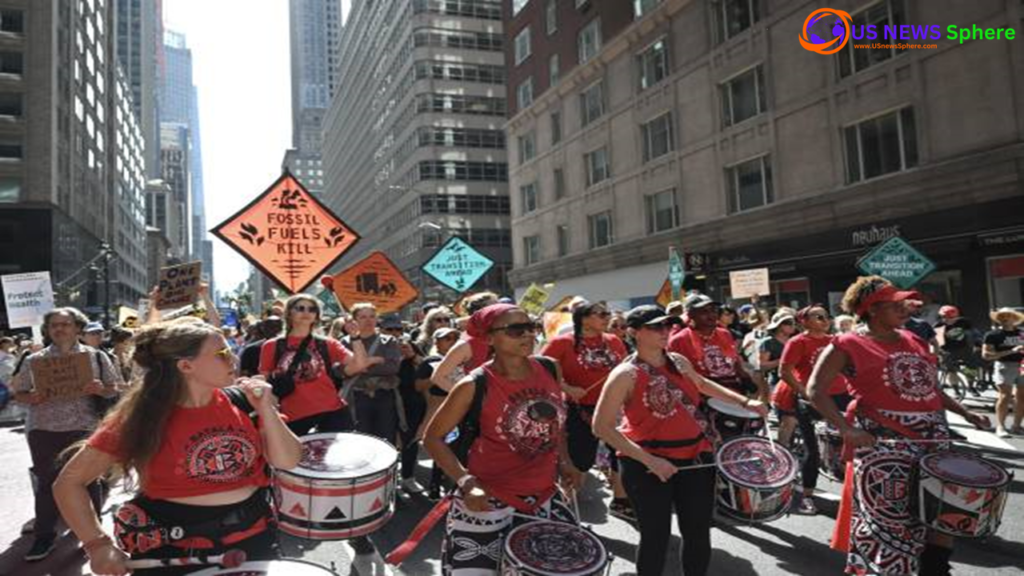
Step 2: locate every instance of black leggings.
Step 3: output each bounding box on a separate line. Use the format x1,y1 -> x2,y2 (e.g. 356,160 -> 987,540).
566,403 -> 600,471
621,456 -> 715,576
796,394 -> 852,490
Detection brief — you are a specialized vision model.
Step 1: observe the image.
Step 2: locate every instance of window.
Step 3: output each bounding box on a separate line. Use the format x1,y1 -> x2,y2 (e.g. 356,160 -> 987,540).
524,235 -> 541,265
0,142 -> 20,159
0,10 -> 24,34
637,38 -> 668,90
0,93 -> 21,118
521,181 -> 539,213
844,107 -> 917,183
512,0 -> 530,15
550,111 -> 562,145
518,131 -> 536,162
546,0 -> 558,34
0,51 -> 23,75
553,167 -> 566,199
588,211 -> 613,248
417,160 -> 508,182
584,147 -> 610,186
645,189 -> 679,233
557,225 -> 569,256
579,81 -> 604,126
712,0 -> 761,43
837,0 -> 907,78
726,155 -> 773,213
517,77 -> 534,110
578,18 -> 601,64
0,176 -> 19,202
514,27 -> 532,65
634,0 -> 662,18
641,112 -> 674,162
721,66 -> 766,126
549,53 -> 560,86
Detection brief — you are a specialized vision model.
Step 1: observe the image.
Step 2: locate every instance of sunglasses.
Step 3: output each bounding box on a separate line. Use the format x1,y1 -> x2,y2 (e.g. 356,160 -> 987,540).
292,305 -> 318,313
437,334 -> 459,341
808,314 -> 830,321
433,317 -> 452,324
383,327 -> 404,333
214,348 -> 235,363
490,322 -> 540,338
590,311 -> 612,318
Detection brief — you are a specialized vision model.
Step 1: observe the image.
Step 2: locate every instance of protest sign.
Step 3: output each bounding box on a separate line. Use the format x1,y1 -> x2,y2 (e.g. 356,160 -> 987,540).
31,353 -> 93,402
2,272 -> 55,329
518,283 -> 551,316
729,268 -> 770,300
330,252 -> 419,314
421,237 -> 494,293
211,171 -> 360,294
156,261 -> 202,309
547,295 -> 576,313
543,312 -> 572,341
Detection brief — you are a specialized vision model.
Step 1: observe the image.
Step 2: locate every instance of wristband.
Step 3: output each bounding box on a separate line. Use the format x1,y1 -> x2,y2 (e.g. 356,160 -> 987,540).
456,474 -> 475,490
83,534 -> 114,557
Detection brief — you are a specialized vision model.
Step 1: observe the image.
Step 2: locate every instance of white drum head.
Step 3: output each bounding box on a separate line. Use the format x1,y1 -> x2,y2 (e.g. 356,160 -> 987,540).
191,560 -> 337,575
921,452 -> 1010,488
707,397 -> 758,419
289,432 -> 398,480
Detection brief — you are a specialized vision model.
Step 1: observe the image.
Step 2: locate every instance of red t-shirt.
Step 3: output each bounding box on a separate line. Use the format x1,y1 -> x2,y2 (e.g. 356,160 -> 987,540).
467,359 -> 566,512
620,360 -> 714,460
833,330 -> 942,412
541,333 -> 627,405
258,336 -> 351,421
780,333 -> 849,396
88,390 -> 270,499
668,327 -> 741,385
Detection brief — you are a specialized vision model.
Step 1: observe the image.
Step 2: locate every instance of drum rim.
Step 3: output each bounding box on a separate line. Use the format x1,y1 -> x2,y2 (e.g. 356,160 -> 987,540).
190,558 -> 339,574
288,431 -> 399,479
706,397 -> 759,419
504,519 -> 608,576
717,436 -> 798,488
919,452 -> 1011,488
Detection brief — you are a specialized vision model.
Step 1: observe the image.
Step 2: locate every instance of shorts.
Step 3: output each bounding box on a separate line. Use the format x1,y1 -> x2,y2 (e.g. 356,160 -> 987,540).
772,382 -> 797,416
994,362 -> 1024,386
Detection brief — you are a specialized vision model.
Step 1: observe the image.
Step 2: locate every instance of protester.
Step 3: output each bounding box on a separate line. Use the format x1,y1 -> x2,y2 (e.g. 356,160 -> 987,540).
107,326 -> 135,384
342,303 -> 404,444
11,308 -> 123,562
54,318 -> 302,575
935,304 -> 978,396
809,276 -> 990,575
594,305 -> 767,576
834,314 -> 855,334
397,335 -> 427,494
903,299 -> 938,349
415,306 -> 454,353
982,307 -> 1024,437
415,326 -> 461,499
430,292 -> 500,391
760,311 -> 797,443
81,322 -> 106,350
424,304 -> 581,575
238,316 -> 282,377
718,306 -> 744,342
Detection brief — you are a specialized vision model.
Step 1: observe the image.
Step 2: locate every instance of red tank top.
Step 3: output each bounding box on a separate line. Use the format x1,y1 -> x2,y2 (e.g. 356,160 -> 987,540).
780,333 -> 848,396
833,330 -> 942,412
620,358 -> 714,460
467,359 -> 566,511
668,327 -> 741,385
541,333 -> 627,406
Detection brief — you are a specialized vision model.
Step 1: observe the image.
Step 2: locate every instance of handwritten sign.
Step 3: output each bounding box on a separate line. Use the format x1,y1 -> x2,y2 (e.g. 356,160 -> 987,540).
156,261 -> 202,309
729,268 -> 770,300
518,283 -> 551,316
31,353 -> 93,402
211,171 -> 360,294
330,252 -> 419,314
2,272 -> 55,329
422,237 -> 494,293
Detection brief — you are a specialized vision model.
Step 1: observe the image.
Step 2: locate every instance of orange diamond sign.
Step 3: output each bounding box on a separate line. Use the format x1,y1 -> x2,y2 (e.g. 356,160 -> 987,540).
329,252 -> 419,314
211,171 -> 360,293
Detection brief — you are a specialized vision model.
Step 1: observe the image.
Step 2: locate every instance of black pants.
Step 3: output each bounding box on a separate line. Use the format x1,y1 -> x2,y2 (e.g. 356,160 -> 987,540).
286,407 -> 351,437
400,396 -> 426,480
566,403 -> 600,471
621,456 -> 715,576
353,389 -> 399,446
27,429 -> 103,538
796,394 -> 851,490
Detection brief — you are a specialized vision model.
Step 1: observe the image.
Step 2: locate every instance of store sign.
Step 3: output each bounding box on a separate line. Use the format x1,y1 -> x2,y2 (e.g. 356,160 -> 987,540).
851,225 -> 902,248
2,272 -> 55,329
421,237 -> 494,293
685,252 -> 709,274
729,268 -> 771,300
857,237 -> 936,289
978,231 -> 1024,247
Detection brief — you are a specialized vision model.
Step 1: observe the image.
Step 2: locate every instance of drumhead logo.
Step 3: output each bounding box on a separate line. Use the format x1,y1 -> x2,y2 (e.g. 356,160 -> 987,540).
799,8 -> 853,55
883,351 -> 938,402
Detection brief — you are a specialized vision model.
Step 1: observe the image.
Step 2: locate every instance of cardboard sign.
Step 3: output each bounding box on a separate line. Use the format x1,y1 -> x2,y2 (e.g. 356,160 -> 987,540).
518,283 -> 551,316
156,261 -> 203,309
31,353 -> 93,402
421,237 -> 494,293
118,306 -> 139,328
330,252 -> 419,314
656,279 -> 673,308
729,268 -> 770,300
2,272 -> 55,329
211,171 -> 360,294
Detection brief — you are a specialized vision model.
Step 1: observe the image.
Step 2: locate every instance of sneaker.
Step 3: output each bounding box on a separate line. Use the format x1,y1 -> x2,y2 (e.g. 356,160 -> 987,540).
350,536 -> 375,556
401,477 -> 425,494
20,518 -> 34,535
996,427 -> 1011,439
796,497 -> 818,515
24,535 -> 56,562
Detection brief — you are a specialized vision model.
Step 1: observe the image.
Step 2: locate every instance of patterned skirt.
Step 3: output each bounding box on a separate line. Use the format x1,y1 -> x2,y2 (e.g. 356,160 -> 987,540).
846,409 -> 951,575
441,493 -> 576,576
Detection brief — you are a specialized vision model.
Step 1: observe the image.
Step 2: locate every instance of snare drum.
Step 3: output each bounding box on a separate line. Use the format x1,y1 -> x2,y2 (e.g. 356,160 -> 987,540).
814,421 -> 845,482
274,432 -> 398,540
716,436 -> 798,523
192,560 -> 338,575
501,520 -> 609,576
707,398 -> 764,440
914,451 -> 1012,538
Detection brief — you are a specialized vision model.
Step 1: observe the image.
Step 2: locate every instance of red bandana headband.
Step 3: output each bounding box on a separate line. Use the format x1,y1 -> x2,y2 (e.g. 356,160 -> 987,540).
855,285 -> 920,317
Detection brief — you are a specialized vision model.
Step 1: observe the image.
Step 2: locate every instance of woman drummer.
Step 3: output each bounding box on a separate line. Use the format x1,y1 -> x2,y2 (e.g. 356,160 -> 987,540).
809,276 -> 991,575
593,305 -> 767,576
53,318 -> 303,576
424,304 -> 582,576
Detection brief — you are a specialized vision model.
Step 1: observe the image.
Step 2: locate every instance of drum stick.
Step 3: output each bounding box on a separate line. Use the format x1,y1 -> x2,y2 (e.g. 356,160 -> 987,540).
762,413 -> 777,454
572,491 -> 581,524
676,457 -> 759,472
874,439 -> 954,445
125,549 -> 246,569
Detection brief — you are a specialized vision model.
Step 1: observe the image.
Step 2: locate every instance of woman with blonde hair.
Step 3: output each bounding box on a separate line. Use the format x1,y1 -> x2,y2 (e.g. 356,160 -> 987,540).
415,306 -> 454,352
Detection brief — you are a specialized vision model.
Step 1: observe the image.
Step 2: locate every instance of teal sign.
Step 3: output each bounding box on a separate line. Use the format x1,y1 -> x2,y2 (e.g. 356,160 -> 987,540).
668,248 -> 685,301
422,237 -> 494,293
316,288 -> 342,316
857,237 -> 936,289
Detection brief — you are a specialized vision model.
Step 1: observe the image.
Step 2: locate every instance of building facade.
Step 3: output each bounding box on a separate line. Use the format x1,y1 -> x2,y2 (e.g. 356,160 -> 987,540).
504,0 -> 1024,321
158,122 -> 190,260
114,0 -> 162,179
323,0 -> 512,306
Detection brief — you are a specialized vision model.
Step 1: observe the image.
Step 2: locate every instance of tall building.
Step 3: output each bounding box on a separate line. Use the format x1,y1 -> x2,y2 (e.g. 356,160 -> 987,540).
114,0 -> 162,179
504,0 -> 1024,319
158,122 -> 190,261
323,0 -> 512,305
0,0 -> 149,327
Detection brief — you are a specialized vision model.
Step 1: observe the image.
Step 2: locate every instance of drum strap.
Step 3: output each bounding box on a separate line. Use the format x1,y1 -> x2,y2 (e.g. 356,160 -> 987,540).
385,495 -> 453,566
840,399 -> 924,462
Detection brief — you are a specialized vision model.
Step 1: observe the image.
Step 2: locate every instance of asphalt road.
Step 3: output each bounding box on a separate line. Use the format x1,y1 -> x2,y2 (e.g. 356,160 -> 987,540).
1,393 -> 1022,576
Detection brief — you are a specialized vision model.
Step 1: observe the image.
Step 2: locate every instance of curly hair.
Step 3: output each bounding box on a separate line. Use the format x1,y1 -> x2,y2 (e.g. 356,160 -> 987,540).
841,275 -> 892,320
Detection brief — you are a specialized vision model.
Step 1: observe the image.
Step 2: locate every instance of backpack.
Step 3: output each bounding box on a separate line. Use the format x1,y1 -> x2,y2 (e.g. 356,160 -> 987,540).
450,355 -> 559,465
272,336 -> 345,390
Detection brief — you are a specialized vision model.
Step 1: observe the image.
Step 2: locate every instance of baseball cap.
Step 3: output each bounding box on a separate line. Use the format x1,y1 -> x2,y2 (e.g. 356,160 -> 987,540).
625,305 -> 682,329
683,293 -> 719,312
379,314 -> 404,330
83,322 -> 104,334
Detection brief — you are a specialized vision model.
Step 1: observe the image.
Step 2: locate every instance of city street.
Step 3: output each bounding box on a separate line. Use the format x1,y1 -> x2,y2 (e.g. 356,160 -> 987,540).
1,393 -> 1021,576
